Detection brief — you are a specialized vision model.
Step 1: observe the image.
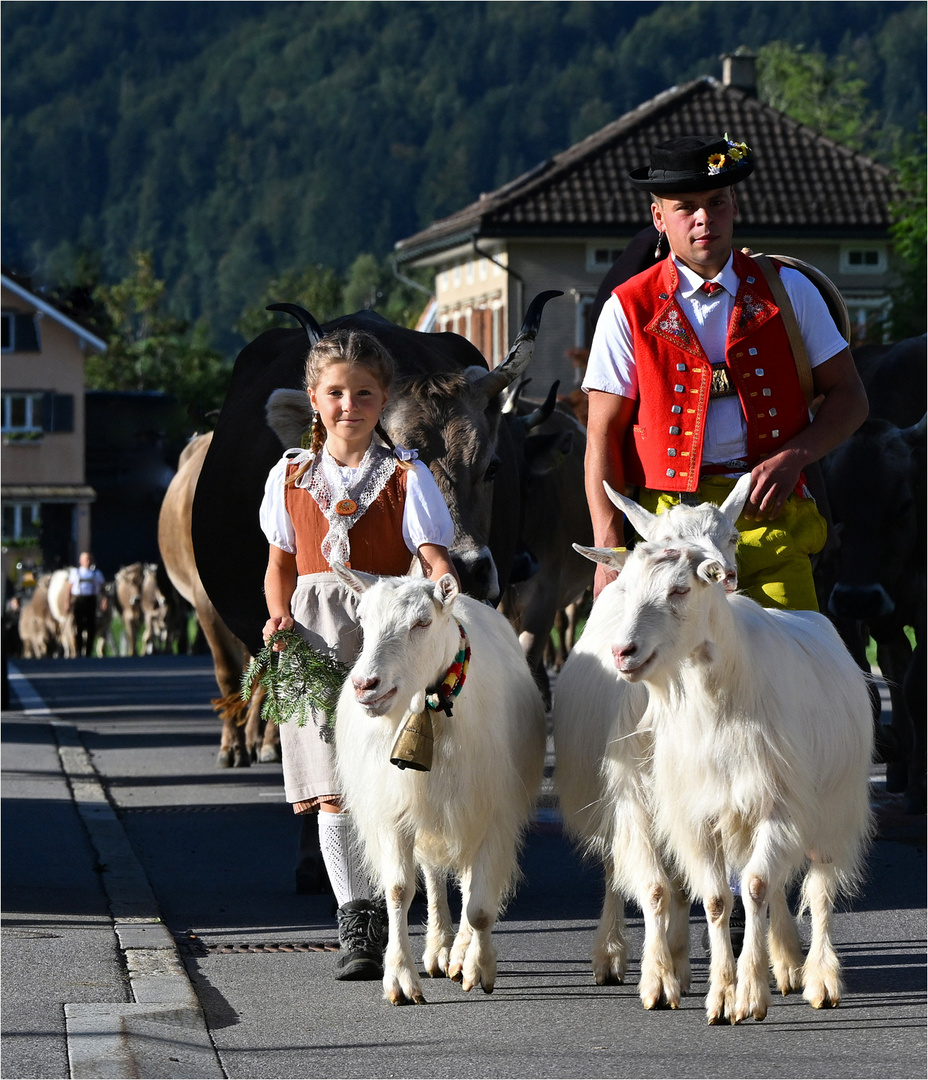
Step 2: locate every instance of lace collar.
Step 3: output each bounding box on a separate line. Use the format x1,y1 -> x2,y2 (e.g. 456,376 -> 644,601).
305,442 -> 398,566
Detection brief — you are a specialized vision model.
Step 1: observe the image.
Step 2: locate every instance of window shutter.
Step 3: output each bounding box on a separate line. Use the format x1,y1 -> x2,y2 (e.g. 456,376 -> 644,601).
14,314 -> 39,352
41,392 -> 74,433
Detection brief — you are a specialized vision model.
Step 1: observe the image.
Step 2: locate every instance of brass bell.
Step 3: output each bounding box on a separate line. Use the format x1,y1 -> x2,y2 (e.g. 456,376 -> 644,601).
389,709 -> 434,771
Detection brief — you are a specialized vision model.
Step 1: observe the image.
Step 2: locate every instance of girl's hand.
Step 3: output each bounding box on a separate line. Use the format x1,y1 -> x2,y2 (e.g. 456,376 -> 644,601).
263,614 -> 294,650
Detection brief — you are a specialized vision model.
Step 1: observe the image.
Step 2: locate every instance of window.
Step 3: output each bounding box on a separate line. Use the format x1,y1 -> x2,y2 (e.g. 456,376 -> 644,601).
2,392 -> 44,438
2,502 -> 41,542
586,245 -> 625,273
840,246 -> 887,274
1,312 -> 40,352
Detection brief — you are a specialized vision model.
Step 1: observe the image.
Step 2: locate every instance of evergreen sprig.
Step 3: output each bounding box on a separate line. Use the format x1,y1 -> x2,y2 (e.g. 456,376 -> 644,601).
241,629 -> 349,738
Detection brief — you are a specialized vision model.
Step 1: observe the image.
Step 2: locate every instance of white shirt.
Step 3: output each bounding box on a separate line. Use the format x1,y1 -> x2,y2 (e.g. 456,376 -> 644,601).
583,253 -> 849,464
69,565 -> 104,596
260,444 -> 455,558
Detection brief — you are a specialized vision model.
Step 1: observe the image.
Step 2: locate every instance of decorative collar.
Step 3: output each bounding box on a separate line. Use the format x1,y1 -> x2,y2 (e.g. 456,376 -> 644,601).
425,620 -> 470,717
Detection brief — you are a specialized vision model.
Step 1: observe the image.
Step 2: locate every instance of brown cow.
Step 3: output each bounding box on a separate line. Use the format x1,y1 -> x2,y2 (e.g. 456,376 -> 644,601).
17,576 -> 58,658
158,433 -> 278,767
115,563 -> 145,656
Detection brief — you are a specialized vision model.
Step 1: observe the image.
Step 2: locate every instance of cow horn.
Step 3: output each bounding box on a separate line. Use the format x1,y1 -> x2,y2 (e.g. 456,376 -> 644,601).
517,380 -> 560,434
904,413 -> 927,446
266,303 -> 324,346
473,290 -> 562,403
501,378 -> 531,415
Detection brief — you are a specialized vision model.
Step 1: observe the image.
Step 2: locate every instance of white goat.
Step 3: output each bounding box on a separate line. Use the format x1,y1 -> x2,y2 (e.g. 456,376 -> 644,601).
552,476 -> 750,1008
331,564 -> 547,1006
606,539 -> 873,1024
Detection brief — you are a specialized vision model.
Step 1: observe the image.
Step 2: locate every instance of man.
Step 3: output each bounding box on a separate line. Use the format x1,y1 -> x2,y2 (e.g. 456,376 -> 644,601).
583,134 -> 868,606
67,552 -> 106,657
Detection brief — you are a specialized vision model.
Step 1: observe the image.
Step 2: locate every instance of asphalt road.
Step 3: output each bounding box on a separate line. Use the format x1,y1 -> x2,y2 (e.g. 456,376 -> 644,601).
2,656 -> 925,1080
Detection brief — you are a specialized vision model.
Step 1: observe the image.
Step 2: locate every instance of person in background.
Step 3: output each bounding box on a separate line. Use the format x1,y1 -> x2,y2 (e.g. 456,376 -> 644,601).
67,552 -> 107,658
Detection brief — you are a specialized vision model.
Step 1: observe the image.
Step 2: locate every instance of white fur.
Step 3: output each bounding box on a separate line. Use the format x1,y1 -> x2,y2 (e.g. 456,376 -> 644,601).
606,541 -> 873,1024
552,478 -> 751,1007
332,565 -> 546,1005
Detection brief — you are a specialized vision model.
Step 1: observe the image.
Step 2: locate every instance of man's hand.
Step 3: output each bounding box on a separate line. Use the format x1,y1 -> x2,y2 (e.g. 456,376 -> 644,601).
593,563 -> 619,600
742,447 -> 808,521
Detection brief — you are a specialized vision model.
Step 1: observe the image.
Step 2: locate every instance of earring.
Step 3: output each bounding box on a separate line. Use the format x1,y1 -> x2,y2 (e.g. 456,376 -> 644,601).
653,232 -> 664,260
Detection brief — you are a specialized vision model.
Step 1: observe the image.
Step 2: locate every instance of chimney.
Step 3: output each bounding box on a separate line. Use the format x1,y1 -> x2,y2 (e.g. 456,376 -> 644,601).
721,51 -> 757,97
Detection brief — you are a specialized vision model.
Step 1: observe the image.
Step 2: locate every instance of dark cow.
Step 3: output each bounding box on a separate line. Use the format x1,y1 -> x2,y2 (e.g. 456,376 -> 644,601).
499,381 -> 593,701
191,294 -> 560,657
821,335 -> 927,813
160,433 -> 278,768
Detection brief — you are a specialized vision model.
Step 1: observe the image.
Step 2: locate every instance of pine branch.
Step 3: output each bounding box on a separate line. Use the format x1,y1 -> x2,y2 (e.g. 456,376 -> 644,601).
241,629 -> 349,738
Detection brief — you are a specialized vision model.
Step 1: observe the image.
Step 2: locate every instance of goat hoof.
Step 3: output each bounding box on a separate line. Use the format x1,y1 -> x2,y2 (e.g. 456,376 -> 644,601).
216,750 -> 234,769
259,744 -> 282,764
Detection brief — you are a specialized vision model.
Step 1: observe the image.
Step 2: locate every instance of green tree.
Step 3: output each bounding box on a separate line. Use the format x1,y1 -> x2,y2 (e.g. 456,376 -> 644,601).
756,41 -> 879,151
85,251 -> 229,429
887,121 -> 927,339
233,264 -> 345,344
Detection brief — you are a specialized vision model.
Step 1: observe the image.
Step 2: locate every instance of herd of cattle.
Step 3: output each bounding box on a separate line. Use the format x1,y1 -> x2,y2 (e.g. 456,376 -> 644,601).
14,560 -> 186,661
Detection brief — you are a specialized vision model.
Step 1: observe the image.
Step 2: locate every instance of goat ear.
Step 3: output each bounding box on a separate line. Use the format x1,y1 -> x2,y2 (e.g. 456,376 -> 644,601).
434,573 -> 459,608
720,473 -> 752,524
572,543 -> 630,570
697,559 -> 727,586
603,482 -> 661,541
331,561 -> 377,595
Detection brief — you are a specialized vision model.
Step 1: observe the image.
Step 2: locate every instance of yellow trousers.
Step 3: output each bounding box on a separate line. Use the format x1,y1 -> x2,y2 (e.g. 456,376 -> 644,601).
638,476 -> 827,612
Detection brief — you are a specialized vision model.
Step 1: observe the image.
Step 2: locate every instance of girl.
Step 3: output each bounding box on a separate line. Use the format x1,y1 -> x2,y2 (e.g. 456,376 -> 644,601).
259,327 -> 458,981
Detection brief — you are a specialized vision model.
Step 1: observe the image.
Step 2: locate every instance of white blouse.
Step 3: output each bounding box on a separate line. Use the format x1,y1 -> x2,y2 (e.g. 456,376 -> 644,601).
259,443 -> 455,559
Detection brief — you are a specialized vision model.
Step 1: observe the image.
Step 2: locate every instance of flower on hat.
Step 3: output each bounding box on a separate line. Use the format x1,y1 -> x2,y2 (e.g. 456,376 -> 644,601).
708,135 -> 751,176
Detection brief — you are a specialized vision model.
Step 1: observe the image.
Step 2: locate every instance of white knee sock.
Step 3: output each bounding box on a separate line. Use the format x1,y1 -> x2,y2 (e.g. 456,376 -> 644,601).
317,811 -> 371,908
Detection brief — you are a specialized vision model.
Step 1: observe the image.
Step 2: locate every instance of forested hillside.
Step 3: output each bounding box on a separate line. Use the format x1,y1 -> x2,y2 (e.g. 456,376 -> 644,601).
2,0 -> 924,355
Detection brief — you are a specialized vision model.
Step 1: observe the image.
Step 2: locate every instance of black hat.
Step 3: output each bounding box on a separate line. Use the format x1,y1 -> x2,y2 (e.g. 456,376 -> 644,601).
629,134 -> 754,193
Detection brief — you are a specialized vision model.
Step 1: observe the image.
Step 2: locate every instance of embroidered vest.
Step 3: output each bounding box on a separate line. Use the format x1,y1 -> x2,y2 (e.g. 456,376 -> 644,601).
613,249 -> 809,493
284,462 -> 412,576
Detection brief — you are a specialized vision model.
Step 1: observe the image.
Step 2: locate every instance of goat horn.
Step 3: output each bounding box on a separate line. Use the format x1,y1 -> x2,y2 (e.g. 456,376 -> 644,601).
266,303 -> 324,346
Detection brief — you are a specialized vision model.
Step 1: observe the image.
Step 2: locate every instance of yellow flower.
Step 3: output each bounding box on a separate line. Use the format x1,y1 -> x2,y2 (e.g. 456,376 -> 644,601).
707,153 -> 727,174
728,146 -> 744,162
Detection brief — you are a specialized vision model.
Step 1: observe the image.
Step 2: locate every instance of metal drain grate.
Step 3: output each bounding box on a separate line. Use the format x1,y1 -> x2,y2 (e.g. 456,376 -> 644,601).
178,933 -> 339,956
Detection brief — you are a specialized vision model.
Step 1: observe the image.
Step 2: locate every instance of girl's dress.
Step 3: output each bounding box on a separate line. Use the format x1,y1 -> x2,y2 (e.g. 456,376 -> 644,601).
259,440 -> 455,806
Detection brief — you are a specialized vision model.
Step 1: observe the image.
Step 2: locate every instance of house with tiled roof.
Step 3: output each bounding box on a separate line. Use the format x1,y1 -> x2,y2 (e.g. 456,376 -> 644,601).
1,270 -> 106,577
394,55 -> 897,392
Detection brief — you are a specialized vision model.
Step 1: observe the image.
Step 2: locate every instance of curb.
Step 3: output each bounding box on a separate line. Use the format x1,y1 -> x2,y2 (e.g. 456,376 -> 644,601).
10,665 -> 223,1080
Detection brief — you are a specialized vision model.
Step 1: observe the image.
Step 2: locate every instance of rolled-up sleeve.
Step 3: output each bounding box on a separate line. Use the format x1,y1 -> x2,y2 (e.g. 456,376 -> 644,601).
259,457 -> 297,553
402,460 -> 455,553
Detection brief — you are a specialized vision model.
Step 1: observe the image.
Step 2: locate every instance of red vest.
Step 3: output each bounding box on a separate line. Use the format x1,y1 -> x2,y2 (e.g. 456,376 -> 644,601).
284,462 -> 412,576
613,250 -> 809,493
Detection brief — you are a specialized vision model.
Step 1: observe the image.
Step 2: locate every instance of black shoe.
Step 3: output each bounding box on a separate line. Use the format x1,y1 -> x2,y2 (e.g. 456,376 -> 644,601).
701,896 -> 746,958
335,899 -> 388,981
